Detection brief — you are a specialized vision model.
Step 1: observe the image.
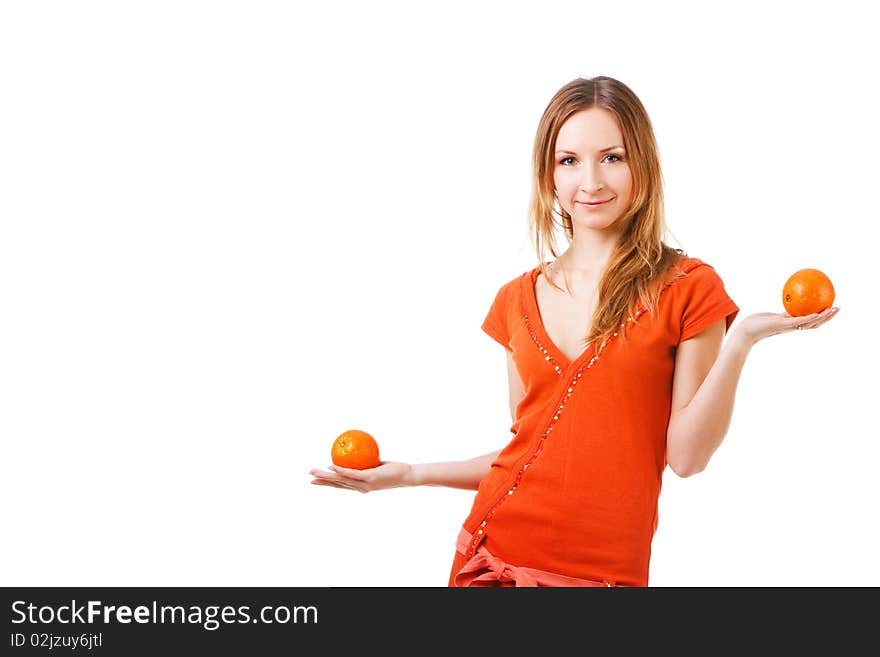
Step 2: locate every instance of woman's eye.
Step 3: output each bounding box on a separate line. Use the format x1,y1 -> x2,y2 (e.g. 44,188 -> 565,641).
559,154 -> 623,165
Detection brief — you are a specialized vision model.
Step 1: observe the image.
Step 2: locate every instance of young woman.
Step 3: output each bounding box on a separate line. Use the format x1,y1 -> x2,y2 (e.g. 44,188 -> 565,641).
309,76 -> 839,587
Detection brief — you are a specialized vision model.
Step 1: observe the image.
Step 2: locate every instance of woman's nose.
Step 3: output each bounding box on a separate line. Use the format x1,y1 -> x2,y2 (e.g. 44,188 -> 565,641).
579,163 -> 605,191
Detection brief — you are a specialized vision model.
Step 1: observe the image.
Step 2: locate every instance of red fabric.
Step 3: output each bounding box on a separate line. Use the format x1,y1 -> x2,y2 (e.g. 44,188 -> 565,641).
453,528 -> 616,587
449,256 -> 739,587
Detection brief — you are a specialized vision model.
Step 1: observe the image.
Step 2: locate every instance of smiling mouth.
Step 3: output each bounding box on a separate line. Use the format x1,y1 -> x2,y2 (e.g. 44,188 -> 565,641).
577,199 -> 611,206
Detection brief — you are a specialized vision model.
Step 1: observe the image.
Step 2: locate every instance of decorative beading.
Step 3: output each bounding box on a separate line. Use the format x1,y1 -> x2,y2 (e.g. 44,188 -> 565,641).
523,311 -> 565,376
467,306 -> 647,558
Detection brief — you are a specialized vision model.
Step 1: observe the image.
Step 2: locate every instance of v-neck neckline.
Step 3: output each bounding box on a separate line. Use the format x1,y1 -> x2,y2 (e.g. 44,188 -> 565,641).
522,255 -> 700,375
524,262 -> 597,374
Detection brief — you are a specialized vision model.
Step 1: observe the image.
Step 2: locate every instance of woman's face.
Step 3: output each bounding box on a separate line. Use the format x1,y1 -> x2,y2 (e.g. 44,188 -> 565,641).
553,108 -> 634,233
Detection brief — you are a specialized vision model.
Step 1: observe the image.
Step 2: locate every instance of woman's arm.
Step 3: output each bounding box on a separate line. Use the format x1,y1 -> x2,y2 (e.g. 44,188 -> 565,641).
409,449 -> 501,489
665,320 -> 750,477
310,349 -> 522,493
666,306 -> 839,477
309,449 -> 501,493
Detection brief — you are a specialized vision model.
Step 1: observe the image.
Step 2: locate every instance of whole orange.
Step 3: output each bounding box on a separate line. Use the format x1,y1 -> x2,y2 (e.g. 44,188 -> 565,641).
782,268 -> 835,317
331,429 -> 380,470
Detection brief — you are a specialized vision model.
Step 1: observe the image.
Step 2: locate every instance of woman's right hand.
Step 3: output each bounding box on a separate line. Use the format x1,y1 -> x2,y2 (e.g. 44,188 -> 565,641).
309,461 -> 414,493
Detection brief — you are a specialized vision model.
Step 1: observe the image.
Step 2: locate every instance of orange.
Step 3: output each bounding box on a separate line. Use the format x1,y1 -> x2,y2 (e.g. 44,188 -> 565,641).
782,268 -> 835,317
331,429 -> 380,470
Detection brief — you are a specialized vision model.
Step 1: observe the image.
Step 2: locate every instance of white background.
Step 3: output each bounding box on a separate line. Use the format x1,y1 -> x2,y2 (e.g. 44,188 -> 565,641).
2,1 -> 877,587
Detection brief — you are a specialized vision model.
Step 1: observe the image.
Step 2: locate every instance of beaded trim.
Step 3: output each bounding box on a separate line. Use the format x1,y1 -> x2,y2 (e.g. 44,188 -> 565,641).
466,260 -> 700,558
467,305 -> 646,557
523,311 -> 565,376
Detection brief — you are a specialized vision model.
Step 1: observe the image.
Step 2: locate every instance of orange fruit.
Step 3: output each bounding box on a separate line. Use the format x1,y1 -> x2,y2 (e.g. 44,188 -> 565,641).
331,429 -> 380,470
782,268 -> 835,317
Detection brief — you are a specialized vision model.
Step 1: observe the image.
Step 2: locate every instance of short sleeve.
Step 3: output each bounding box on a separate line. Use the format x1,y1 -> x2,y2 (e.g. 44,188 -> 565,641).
676,263 -> 740,344
481,283 -> 513,351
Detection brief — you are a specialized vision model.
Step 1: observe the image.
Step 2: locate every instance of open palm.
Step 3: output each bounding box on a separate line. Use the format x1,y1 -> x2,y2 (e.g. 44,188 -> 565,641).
737,306 -> 839,344
309,461 -> 413,493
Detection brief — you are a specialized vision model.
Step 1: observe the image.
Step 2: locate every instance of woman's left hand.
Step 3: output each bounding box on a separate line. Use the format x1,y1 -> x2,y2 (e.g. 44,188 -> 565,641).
736,306 -> 840,346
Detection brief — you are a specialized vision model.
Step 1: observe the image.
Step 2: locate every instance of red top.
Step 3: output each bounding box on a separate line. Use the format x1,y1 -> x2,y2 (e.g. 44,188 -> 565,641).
448,256 -> 740,586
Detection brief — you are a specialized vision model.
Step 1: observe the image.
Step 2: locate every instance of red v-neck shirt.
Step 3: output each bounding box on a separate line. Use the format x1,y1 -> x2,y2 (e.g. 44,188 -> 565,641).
448,256 -> 740,586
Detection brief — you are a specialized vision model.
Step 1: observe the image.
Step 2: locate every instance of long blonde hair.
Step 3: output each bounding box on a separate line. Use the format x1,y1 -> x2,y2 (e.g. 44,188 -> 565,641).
528,76 -> 687,350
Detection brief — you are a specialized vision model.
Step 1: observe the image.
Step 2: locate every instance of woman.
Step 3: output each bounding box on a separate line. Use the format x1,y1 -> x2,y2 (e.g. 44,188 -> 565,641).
309,76 -> 839,586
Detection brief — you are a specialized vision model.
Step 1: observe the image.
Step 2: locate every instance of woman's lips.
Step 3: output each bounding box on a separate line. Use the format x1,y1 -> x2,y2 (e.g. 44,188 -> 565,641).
576,199 -> 611,207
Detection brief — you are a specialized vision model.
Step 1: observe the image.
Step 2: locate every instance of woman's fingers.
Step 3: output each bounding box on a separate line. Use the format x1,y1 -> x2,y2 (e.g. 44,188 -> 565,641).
309,467 -> 371,492
814,306 -> 840,325
792,310 -> 820,326
794,307 -> 839,330
310,478 -> 362,492
310,470 -> 352,485
328,464 -> 369,481
310,465 -> 366,479
309,467 -> 361,482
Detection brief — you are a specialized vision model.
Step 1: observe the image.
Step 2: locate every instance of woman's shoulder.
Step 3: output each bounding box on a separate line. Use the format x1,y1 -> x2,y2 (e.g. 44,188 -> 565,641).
668,254 -> 708,275
490,265 -> 538,296
663,254 -> 725,282
662,255 -> 733,298
661,254 -> 740,337
483,268 -> 529,312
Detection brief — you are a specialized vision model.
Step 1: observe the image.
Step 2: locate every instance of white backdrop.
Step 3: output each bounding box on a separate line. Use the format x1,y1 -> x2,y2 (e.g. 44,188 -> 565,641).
2,0 -> 877,587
